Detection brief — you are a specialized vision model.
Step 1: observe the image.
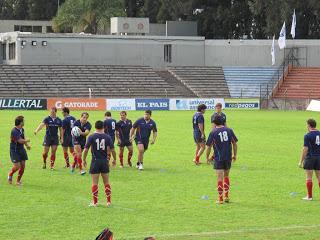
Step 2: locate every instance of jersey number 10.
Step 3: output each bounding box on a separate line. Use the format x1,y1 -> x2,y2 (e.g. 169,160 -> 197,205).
96,138 -> 106,150
218,131 -> 229,142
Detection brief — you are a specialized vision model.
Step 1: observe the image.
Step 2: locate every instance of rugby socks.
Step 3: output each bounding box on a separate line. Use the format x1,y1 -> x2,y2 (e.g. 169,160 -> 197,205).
63,152 -> 70,167
17,164 -> 25,182
217,181 -> 224,202
119,153 -> 124,166
195,155 -> 200,163
77,156 -> 83,170
9,166 -> 19,177
50,155 -> 56,168
92,185 -> 98,204
224,177 -> 230,198
71,152 -> 78,168
306,180 -> 313,198
128,150 -> 133,163
105,184 -> 111,203
42,153 -> 48,164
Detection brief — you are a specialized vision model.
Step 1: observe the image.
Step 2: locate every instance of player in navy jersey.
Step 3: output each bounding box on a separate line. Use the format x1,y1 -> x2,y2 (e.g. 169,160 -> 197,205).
71,112 -> 92,175
8,116 -> 31,185
130,110 -> 157,170
83,120 -> 114,207
211,103 -> 227,128
34,107 -> 62,170
298,119 -> 320,201
192,104 -> 207,165
61,107 -> 76,168
206,115 -> 238,204
116,111 -> 133,167
104,112 -> 117,166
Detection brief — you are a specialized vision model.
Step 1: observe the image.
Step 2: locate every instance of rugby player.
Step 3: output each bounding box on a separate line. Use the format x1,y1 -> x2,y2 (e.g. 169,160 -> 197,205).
298,119 -> 320,201
83,120 -> 114,207
61,107 -> 76,168
116,111 -> 133,167
104,112 -> 117,166
8,116 -> 31,185
34,107 -> 62,170
192,104 -> 207,165
211,103 -> 227,128
206,115 -> 238,204
71,112 -> 91,175
130,110 -> 157,170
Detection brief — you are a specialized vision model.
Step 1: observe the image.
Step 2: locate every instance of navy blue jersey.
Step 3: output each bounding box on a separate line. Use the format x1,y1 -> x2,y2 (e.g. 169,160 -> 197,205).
62,115 -> 76,138
43,116 -> 62,137
192,112 -> 204,133
206,127 -> 238,161
85,133 -> 114,160
116,119 -> 132,140
304,130 -> 320,157
211,112 -> 227,125
74,120 -> 92,142
10,127 -> 25,151
104,119 -> 117,138
133,118 -> 157,140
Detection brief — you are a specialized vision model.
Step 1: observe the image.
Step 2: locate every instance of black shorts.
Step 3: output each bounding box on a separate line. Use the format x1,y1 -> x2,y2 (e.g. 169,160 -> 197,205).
90,159 -> 109,174
73,137 -> 85,149
10,149 -> 28,163
43,135 -> 59,147
119,139 -> 132,148
193,131 -> 206,144
135,138 -> 149,151
304,156 -> 320,170
214,160 -> 232,170
62,135 -> 74,148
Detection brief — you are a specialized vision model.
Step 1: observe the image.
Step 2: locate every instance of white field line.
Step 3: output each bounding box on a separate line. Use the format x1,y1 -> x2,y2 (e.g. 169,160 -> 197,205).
123,224 -> 320,240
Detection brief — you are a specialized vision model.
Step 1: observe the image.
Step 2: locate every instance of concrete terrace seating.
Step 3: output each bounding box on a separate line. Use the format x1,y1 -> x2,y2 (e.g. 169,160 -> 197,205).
167,66 -> 230,98
273,67 -> 320,99
223,67 -> 278,98
0,65 -> 184,98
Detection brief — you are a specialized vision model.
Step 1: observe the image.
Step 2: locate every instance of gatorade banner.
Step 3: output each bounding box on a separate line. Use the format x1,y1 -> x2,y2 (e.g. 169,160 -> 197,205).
47,98 -> 106,110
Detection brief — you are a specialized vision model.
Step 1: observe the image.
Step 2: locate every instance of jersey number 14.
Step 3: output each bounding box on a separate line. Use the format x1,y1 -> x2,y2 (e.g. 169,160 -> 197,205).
96,139 -> 106,150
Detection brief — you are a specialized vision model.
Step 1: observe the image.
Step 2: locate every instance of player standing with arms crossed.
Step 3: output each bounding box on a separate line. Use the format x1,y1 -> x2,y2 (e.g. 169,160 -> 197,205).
116,111 -> 133,168
130,110 -> 157,170
206,115 -> 238,204
71,112 -> 91,175
8,116 -> 31,185
104,112 -> 117,166
211,103 -> 227,128
34,107 -> 62,170
192,104 -> 207,165
83,120 -> 114,207
61,107 -> 76,168
298,119 -> 320,201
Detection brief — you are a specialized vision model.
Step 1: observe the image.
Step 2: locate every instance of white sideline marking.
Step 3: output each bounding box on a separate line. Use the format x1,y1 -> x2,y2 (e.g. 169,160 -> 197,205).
124,224 -> 320,240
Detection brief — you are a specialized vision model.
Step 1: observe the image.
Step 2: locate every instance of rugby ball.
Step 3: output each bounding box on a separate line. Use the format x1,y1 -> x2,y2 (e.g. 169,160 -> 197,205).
71,127 -> 81,137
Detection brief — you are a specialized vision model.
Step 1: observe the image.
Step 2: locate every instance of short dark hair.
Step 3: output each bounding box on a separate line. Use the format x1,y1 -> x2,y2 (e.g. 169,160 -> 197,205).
105,111 -> 111,117
307,119 -> 317,128
15,116 -> 24,126
62,107 -> 70,114
197,104 -> 207,112
81,112 -> 89,117
51,107 -> 57,112
95,120 -> 104,129
215,103 -> 222,108
145,110 -> 152,115
120,111 -> 127,115
213,115 -> 223,126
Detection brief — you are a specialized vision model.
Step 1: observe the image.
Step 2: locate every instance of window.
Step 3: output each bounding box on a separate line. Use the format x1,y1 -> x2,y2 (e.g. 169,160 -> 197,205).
32,26 -> 42,33
9,43 -> 16,60
46,26 -> 53,33
14,25 -> 20,31
1,43 -> 6,60
20,25 -> 32,32
164,44 -> 172,63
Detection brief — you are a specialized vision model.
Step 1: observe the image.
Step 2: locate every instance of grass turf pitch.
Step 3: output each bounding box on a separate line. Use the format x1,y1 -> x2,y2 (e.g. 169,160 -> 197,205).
1,110 -> 320,240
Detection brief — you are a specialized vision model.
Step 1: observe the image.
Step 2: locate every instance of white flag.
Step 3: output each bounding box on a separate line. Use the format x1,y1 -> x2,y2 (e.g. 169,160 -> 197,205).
291,9 -> 296,39
271,35 -> 275,65
278,21 -> 286,49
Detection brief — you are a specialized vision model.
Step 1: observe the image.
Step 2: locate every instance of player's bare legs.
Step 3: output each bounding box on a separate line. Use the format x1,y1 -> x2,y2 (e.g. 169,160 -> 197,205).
127,145 -> 133,167
305,170 -> 313,200
137,144 -> 145,169
216,169 -> 224,204
194,142 -> 205,165
16,160 -> 26,185
102,173 -> 111,205
315,170 -> 320,192
42,146 -> 50,169
8,162 -> 21,184
223,170 -> 230,202
90,174 -> 100,206
193,144 -> 200,162
72,144 -> 84,173
50,145 -> 58,170
111,148 -> 117,167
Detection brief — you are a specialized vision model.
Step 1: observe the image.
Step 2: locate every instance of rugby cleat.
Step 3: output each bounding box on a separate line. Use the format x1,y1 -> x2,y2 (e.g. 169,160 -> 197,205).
138,164 -> 144,171
7,175 -> 13,184
16,181 -> 23,186
216,199 -> 224,204
89,202 -> 97,207
302,196 -> 313,201
80,170 -> 86,175
107,201 -> 111,207
224,197 -> 230,203
128,161 -> 132,167
42,163 -> 46,169
136,162 -> 140,169
70,167 -> 75,173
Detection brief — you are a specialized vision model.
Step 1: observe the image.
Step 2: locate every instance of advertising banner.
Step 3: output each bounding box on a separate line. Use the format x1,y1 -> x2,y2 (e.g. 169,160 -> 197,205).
224,98 -> 260,109
106,99 -> 136,111
136,98 -> 169,110
0,98 -> 47,110
169,98 -> 225,110
47,98 -> 106,110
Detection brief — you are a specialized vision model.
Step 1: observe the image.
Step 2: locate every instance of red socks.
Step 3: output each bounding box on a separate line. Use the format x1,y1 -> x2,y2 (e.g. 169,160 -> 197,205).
119,153 -> 124,166
92,185 -> 98,204
50,155 -> 56,168
217,180 -> 223,201
195,155 -> 200,163
105,184 -> 111,203
77,156 -> 83,170
9,166 -> 19,177
128,151 -> 133,163
64,152 -> 70,167
306,180 -> 313,198
17,165 -> 25,182
224,177 -> 230,198
42,153 -> 48,164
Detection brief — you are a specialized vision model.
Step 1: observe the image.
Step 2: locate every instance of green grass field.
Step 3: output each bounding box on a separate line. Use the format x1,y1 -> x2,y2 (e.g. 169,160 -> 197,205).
1,110 -> 320,240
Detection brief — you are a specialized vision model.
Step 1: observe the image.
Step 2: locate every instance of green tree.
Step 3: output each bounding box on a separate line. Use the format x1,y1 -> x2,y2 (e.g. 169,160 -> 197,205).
28,0 -> 59,20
